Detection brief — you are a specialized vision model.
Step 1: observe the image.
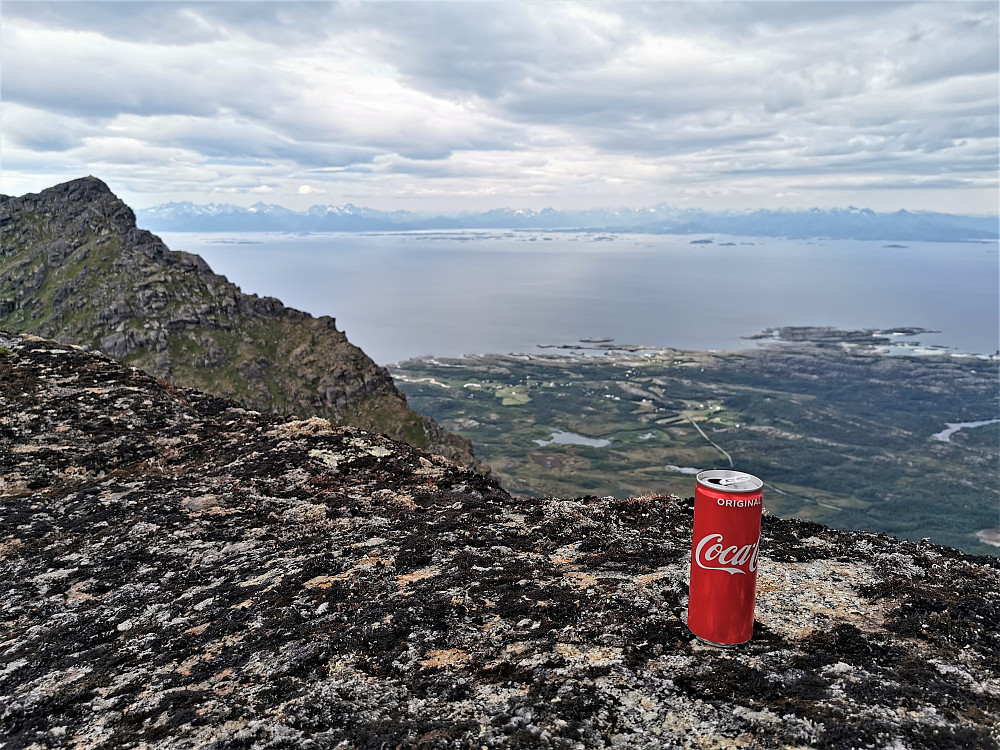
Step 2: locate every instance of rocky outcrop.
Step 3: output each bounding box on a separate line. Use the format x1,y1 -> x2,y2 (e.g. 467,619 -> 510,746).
0,177 -> 477,466
2,332 -> 997,749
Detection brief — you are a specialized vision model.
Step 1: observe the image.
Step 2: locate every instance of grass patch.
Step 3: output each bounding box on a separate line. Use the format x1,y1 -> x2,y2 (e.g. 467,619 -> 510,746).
495,385 -> 531,405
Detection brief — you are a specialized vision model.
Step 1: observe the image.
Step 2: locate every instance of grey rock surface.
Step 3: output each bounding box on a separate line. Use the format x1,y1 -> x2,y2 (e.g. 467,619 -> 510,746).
1,333 -> 998,749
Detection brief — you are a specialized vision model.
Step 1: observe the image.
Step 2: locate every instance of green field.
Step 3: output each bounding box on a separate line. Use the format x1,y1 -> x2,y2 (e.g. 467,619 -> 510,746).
392,343 -> 999,556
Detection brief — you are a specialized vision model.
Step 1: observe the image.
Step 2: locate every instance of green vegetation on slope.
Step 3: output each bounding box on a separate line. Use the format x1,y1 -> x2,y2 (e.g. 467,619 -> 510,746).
0,176 -> 476,466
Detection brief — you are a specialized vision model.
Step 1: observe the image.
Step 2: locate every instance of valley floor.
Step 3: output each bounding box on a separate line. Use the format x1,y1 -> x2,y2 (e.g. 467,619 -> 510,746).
392,339 -> 999,556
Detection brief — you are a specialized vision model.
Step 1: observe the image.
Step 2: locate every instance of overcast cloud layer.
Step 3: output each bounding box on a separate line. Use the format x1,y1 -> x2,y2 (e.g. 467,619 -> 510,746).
2,1 -> 997,213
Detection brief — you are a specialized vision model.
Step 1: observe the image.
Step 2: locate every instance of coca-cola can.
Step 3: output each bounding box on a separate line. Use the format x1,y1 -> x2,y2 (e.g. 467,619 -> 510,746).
687,469 -> 764,646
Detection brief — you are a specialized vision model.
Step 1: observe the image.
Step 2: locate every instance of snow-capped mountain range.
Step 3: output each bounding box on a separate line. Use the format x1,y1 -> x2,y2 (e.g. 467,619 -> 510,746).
137,201 -> 998,241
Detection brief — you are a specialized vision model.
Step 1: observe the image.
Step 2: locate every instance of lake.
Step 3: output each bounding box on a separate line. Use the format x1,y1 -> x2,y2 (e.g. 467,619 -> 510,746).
160,231 -> 999,365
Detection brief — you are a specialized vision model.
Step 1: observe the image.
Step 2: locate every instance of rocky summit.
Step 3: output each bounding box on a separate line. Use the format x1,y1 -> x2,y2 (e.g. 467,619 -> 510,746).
2,332 -> 998,749
0,177 -> 476,467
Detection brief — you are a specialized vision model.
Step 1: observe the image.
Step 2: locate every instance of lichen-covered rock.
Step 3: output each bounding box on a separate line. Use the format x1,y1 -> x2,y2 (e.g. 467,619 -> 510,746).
1,333 -> 998,749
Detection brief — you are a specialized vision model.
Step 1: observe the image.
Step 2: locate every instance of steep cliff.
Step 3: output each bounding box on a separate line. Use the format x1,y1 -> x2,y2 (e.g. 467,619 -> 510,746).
2,332 -> 997,749
0,177 -> 476,466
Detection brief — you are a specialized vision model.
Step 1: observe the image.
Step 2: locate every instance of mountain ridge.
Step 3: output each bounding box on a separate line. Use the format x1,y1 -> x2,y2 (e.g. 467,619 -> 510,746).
138,200 -> 999,241
0,176 -> 478,467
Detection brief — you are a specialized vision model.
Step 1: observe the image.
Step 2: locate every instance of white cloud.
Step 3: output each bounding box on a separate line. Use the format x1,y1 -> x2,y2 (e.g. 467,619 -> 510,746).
2,21 -> 295,120
1,1 -> 996,213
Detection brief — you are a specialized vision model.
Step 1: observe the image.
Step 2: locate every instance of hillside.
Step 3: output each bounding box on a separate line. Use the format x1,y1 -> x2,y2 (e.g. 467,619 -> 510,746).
1,332 -> 998,748
0,177 -> 476,466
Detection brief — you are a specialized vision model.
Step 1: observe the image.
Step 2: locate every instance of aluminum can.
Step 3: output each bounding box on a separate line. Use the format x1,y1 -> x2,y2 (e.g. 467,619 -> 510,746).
687,469 -> 764,646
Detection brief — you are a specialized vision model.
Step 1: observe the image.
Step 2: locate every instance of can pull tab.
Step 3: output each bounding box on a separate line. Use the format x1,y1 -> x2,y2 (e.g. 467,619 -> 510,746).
714,475 -> 754,486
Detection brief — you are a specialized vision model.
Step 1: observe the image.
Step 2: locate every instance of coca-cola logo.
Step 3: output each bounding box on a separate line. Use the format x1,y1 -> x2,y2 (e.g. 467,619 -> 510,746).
694,533 -> 760,575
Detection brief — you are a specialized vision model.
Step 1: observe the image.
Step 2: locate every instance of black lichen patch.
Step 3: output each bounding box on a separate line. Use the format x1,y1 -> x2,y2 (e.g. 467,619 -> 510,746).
674,661 -> 785,707
760,514 -> 843,562
793,623 -> 898,669
860,557 -> 1000,662
886,591 -> 999,653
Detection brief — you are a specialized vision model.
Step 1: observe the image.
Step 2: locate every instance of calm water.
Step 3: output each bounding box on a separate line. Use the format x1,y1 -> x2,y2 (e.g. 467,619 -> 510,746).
161,231 -> 999,365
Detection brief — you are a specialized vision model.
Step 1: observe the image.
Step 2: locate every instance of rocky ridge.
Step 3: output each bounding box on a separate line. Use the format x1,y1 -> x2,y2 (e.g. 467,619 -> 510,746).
2,332 -> 998,749
0,177 -> 476,466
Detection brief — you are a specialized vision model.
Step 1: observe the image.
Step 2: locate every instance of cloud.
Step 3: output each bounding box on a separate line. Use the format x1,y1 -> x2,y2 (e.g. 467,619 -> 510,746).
1,103 -> 95,152
344,3 -> 634,102
1,1 -> 996,213
297,185 -> 325,195
108,113 -> 383,169
2,21 -> 298,121
2,16 -> 510,169
1,1 -> 342,46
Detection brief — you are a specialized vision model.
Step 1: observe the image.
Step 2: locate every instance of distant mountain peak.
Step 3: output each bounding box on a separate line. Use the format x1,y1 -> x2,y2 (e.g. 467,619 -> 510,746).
129,194 -> 1000,241
36,175 -> 115,201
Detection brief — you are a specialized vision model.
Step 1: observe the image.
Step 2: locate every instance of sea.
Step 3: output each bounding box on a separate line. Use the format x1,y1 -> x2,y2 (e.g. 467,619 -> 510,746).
159,230 -> 999,365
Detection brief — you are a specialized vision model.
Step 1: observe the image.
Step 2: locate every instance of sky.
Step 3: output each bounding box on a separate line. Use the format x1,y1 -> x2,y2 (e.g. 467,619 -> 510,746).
2,1 -> 998,214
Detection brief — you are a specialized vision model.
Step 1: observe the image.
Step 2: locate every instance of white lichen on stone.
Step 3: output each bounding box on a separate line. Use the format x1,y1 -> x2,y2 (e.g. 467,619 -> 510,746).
308,448 -> 344,470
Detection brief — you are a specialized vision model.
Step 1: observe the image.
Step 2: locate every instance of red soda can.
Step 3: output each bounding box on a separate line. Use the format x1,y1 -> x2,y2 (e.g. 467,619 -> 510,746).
687,469 -> 764,646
